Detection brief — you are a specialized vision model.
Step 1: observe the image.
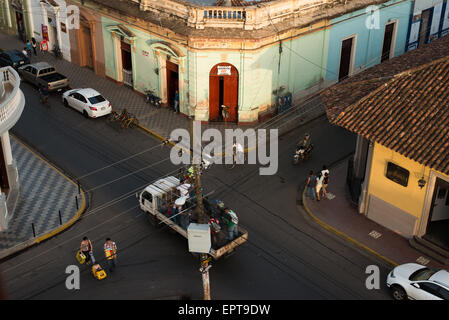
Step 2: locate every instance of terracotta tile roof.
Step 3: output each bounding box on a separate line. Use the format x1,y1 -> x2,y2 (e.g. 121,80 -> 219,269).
322,35 -> 449,122
331,55 -> 449,175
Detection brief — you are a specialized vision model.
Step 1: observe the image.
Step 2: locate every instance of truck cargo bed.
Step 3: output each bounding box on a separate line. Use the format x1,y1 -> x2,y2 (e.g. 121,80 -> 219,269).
151,209 -> 248,260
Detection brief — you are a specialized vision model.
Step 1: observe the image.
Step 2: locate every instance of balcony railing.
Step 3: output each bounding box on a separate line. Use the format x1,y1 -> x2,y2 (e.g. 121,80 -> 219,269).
139,0 -> 336,30
0,67 -> 25,135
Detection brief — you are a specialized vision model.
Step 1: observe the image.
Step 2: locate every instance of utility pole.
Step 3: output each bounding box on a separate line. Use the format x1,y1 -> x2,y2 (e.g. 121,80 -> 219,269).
190,118 -> 211,300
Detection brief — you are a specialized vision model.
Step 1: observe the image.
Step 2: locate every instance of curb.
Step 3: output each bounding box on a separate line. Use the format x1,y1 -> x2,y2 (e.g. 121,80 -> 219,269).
300,186 -> 397,267
0,137 -> 87,261
134,112 -> 325,157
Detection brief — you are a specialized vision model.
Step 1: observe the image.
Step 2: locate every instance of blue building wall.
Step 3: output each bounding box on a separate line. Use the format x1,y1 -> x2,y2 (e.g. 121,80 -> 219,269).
406,0 -> 449,50
325,0 -> 413,82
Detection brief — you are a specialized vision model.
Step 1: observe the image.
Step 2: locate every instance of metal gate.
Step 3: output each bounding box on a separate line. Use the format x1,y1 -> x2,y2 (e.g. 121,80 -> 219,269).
123,69 -> 133,87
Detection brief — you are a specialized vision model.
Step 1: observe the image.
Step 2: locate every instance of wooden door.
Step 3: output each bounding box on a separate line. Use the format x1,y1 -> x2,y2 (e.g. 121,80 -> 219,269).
80,26 -> 93,69
166,60 -> 179,107
418,9 -> 433,47
209,63 -> 239,122
223,75 -> 238,122
209,74 -> 220,121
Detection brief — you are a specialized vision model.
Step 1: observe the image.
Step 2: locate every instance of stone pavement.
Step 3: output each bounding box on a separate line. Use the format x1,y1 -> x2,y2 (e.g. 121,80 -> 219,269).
0,33 -> 325,143
0,136 -> 86,259
301,157 -> 446,270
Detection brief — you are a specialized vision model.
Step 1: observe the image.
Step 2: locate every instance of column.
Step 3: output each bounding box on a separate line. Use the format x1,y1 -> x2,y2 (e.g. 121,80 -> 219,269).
1,131 -> 13,167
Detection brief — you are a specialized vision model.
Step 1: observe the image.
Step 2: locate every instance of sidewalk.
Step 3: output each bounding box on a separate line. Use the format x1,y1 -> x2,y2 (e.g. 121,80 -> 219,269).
0,33 -> 325,143
0,136 -> 86,260
301,158 -> 445,270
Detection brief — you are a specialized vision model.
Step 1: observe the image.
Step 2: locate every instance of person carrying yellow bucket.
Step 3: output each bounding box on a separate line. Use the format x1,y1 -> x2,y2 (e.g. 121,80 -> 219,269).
104,238 -> 118,273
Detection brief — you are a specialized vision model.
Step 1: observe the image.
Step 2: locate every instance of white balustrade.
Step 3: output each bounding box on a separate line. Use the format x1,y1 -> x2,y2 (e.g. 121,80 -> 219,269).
0,67 -> 25,135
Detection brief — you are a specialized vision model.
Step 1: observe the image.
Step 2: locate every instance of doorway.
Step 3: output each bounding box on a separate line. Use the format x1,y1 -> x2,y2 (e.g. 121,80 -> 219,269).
209,63 -> 238,122
15,11 -> 25,42
121,41 -> 133,87
338,37 -> 355,82
166,60 -> 179,109
381,22 -> 395,62
80,23 -> 94,69
423,177 -> 449,250
418,8 -> 433,47
47,16 -> 58,50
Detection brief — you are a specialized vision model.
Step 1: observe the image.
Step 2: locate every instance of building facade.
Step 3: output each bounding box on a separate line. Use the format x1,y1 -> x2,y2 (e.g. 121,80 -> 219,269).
5,0 -> 445,124
64,0 -> 416,124
406,0 -> 449,51
325,0 -> 412,82
322,35 -> 449,247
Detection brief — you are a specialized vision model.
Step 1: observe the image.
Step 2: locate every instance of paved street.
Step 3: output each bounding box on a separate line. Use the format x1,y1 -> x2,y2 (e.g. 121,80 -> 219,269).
0,73 -> 393,299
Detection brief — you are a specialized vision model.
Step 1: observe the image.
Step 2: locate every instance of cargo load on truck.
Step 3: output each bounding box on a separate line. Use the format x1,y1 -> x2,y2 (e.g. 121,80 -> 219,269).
137,176 -> 248,259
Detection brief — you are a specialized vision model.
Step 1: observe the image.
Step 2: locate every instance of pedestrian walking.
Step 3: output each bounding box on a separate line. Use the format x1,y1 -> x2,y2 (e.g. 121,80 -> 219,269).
321,165 -> 330,199
31,37 -> 37,56
21,47 -> 28,58
40,39 -> 49,54
174,90 -> 179,113
306,170 -> 317,200
80,236 -> 95,265
322,172 -> 330,198
321,165 -> 330,179
104,238 -> 118,273
223,208 -> 239,241
316,172 -> 324,201
26,40 -> 32,57
232,142 -> 244,164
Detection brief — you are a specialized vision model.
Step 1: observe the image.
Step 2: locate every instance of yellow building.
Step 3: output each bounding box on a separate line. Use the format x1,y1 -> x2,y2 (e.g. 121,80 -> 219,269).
322,35 -> 449,250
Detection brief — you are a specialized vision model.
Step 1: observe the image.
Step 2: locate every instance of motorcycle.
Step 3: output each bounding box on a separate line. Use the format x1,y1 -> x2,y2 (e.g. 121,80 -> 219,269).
52,44 -> 62,59
145,90 -> 162,108
293,144 -> 313,165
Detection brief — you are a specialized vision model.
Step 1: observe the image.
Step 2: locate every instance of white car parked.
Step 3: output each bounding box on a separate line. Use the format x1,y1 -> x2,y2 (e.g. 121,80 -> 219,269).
62,88 -> 112,118
386,263 -> 449,300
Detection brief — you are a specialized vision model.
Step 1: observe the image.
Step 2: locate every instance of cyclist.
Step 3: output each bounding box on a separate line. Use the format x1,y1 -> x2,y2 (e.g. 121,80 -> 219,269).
232,142 -> 244,165
39,84 -> 49,104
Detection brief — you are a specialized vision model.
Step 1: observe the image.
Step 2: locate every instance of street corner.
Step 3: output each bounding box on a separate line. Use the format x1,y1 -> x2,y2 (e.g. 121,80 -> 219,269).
0,137 -> 87,258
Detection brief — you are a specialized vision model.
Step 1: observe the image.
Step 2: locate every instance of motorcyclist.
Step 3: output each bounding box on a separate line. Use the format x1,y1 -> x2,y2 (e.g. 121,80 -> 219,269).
296,133 -> 312,152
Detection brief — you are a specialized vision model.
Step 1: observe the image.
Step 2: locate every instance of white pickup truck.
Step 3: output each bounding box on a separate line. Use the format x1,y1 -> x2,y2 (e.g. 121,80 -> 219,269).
137,176 -> 248,259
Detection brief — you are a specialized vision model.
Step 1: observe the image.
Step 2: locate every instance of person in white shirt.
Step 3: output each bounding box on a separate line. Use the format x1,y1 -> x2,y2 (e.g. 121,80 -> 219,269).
232,142 -> 244,164
321,165 -> 330,198
316,172 -> 324,201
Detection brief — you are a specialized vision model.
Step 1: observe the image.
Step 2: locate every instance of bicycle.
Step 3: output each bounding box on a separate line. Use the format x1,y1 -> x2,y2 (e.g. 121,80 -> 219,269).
108,110 -> 121,122
121,113 -> 139,129
38,88 -> 50,107
225,149 -> 237,170
52,44 -> 62,59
